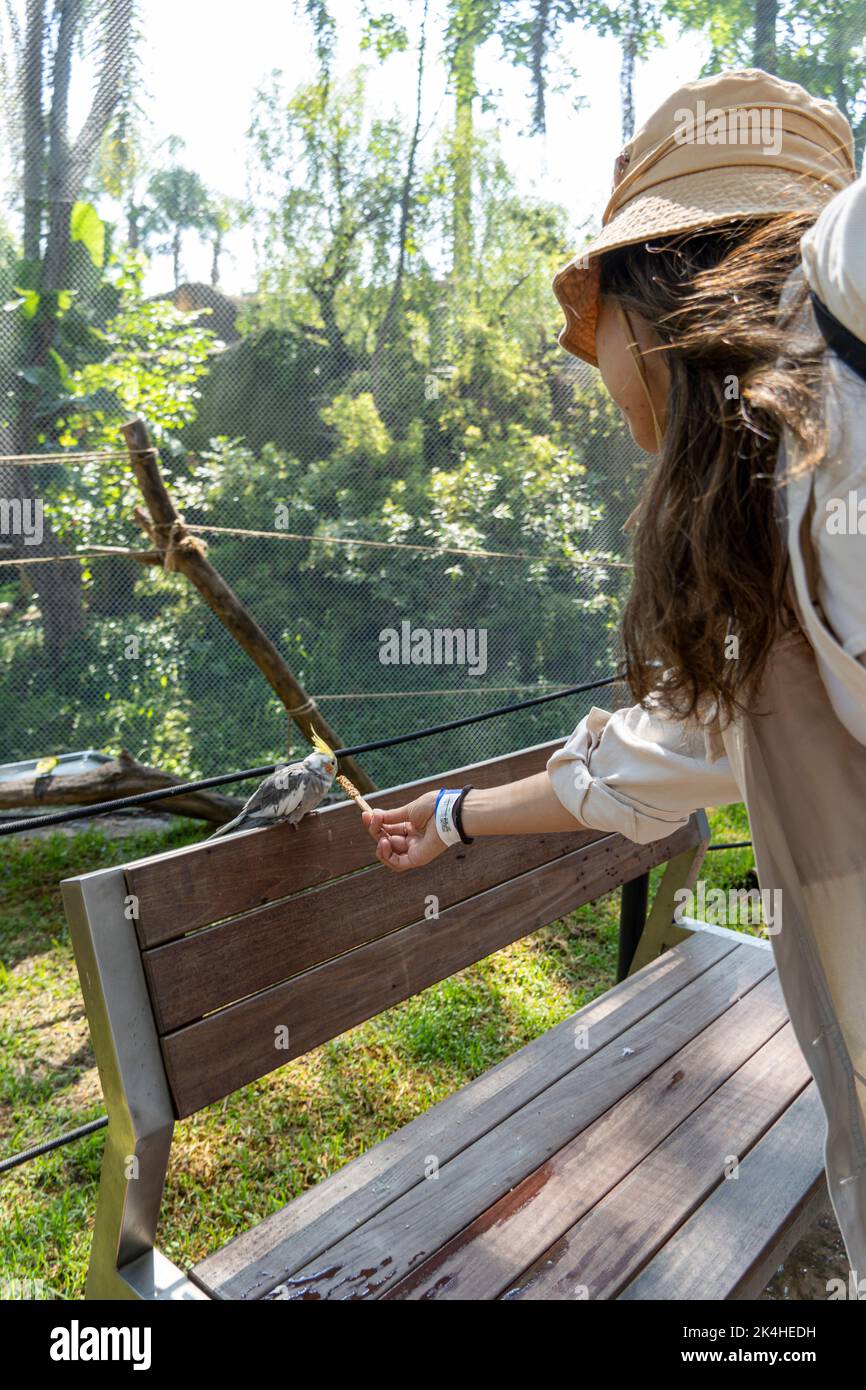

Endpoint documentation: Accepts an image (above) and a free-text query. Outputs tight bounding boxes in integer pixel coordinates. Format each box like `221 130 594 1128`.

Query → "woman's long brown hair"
600 213 828 726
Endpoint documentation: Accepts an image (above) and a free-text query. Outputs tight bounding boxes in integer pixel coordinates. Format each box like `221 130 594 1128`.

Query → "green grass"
0 803 756 1299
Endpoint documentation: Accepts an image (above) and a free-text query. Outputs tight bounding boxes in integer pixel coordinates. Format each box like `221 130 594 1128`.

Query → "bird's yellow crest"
311 731 335 758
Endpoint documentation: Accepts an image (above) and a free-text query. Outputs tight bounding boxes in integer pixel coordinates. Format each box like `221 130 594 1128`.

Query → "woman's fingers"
363 808 413 840
378 803 416 824
376 836 412 871
364 796 438 872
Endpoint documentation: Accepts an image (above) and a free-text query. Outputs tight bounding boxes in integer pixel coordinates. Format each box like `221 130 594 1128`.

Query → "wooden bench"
61 739 829 1300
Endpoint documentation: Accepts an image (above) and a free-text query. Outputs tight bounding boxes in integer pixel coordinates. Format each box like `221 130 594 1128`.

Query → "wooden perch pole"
0 750 243 824
121 417 376 794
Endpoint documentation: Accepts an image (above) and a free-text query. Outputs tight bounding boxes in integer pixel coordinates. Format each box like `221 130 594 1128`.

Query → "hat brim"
554 165 842 367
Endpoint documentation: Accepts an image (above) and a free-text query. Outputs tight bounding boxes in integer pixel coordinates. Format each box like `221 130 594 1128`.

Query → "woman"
363 69 866 1275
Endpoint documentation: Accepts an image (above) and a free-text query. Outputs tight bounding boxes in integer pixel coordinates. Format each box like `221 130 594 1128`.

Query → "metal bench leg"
617 872 649 982
625 811 711 977
62 867 208 1300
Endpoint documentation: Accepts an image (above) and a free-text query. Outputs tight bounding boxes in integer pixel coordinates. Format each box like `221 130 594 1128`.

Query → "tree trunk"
127 202 140 248
7 0 134 655
9 0 86 654
753 0 778 72
22 0 44 263
451 0 475 288
620 0 641 143
530 0 551 135
0 749 245 824
371 0 428 410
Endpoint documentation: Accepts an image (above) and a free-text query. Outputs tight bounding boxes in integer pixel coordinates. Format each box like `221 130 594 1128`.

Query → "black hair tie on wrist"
453 785 474 845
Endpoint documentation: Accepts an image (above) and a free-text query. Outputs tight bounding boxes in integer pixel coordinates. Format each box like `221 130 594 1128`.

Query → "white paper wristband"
434 788 463 846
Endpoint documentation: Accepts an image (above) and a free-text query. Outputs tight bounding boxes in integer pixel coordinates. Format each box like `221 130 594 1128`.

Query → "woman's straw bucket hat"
554 68 856 366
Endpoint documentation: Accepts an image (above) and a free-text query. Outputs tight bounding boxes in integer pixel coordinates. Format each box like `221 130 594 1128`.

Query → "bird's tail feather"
205 813 246 841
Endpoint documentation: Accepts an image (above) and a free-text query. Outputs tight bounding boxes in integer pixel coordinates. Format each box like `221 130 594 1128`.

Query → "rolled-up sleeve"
546 702 742 845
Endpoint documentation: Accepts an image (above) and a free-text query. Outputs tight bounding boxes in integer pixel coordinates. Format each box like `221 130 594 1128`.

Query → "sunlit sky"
5 1 708 296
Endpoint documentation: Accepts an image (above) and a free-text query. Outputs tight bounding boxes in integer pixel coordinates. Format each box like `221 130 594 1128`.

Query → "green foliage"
70 203 106 270
666 0 866 151
0 37 641 782
59 249 216 446
33 249 220 550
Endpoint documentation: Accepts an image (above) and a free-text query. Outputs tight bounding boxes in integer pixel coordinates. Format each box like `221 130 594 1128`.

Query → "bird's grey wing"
204 761 311 840
205 769 291 840
271 767 308 820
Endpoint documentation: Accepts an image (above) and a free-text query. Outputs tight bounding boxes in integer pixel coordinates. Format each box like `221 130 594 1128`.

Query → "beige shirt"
547 349 866 1275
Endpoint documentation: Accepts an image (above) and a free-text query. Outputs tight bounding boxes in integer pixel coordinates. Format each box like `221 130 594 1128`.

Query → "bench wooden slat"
126 742 567 946
145 826 611 1033
192 929 735 1299
144 818 701 1035
387 978 801 1298
617 1083 828 1301
161 818 705 1116
195 940 773 1299
260 951 778 1301
488 1024 810 1301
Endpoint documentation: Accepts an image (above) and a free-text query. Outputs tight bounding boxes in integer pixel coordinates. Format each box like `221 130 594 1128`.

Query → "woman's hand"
362 790 447 872
361 771 587 873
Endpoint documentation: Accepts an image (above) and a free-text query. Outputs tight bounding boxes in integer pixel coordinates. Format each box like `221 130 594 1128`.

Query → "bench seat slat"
193 931 737 1300
617 1083 828 1301
125 742 567 946
161 819 705 1117
485 1024 810 1301
192 937 772 1299
264 963 782 1302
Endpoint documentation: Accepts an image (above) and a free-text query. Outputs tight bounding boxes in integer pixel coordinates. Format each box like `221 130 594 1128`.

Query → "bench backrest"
61 739 708 1298
65 740 706 1120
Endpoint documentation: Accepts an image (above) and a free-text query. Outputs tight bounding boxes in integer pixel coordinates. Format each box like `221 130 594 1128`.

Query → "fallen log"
0 749 244 825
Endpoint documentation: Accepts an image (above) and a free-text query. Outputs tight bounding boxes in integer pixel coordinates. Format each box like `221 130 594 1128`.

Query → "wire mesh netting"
0 357 643 794
2 7 866 798
0 2 675 797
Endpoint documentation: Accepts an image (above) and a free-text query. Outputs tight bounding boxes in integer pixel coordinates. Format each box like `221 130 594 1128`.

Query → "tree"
370 1 429 399
95 94 154 251
0 0 136 654
203 195 248 288
247 67 410 375
666 0 866 153
445 0 499 285
142 158 213 289
498 0 666 148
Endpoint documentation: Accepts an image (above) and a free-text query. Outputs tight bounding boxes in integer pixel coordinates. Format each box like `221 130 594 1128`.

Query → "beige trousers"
725 628 866 1277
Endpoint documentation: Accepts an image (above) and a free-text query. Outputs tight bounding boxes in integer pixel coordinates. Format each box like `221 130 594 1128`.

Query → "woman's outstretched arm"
362 701 742 873
361 771 585 872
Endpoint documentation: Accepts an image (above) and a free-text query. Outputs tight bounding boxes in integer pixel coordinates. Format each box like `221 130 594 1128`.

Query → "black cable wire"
0 1116 107 1176
0 672 625 837
707 840 753 851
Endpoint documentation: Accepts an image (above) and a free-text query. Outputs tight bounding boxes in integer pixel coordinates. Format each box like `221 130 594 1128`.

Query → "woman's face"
595 297 670 453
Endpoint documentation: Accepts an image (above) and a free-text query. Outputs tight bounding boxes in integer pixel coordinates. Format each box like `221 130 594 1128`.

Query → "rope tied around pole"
158 519 208 572
287 696 317 717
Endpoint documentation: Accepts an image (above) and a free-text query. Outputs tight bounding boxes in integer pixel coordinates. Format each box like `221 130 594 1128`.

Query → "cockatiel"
206 732 338 840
